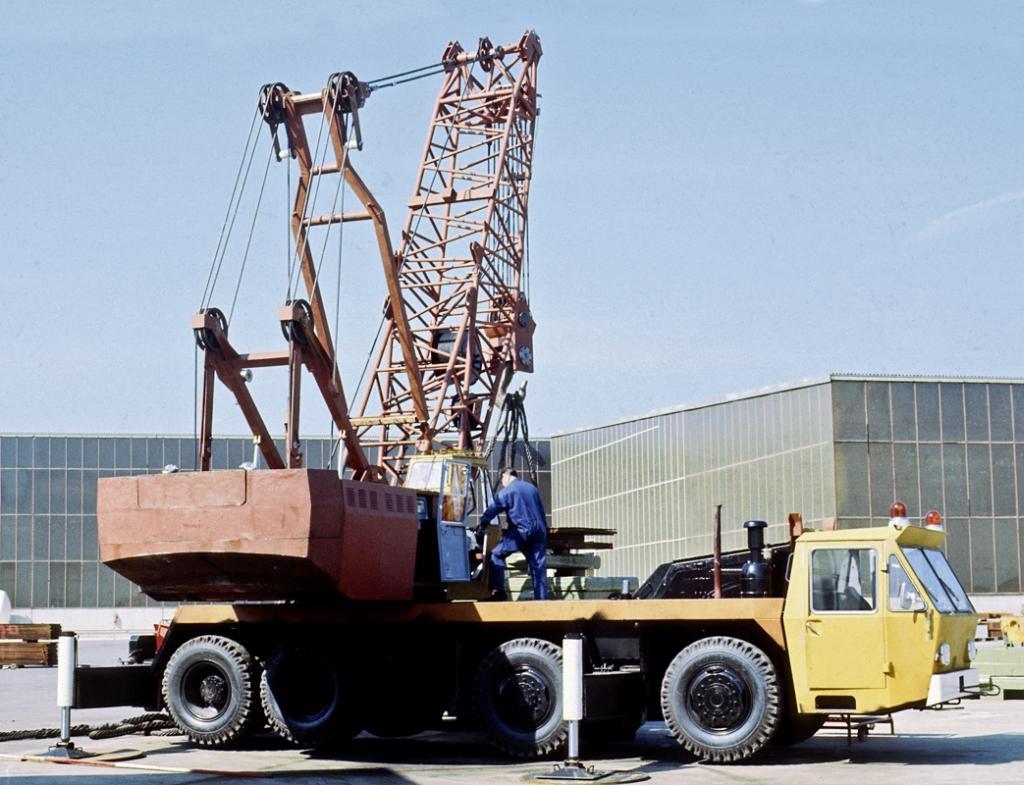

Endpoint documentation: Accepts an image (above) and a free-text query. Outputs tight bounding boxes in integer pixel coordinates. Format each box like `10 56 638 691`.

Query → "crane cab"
403 454 496 598
783 524 979 715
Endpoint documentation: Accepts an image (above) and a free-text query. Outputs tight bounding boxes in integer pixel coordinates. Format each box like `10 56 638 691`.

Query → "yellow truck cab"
783 523 979 715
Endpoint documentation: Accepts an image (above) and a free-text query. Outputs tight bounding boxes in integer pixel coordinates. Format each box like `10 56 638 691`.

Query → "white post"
563 633 584 761
56 632 77 743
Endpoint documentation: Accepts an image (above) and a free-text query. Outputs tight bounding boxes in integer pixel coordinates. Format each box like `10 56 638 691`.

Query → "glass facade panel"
989 384 1013 441
83 438 98 468
965 385 990 441
1014 385 1024 442
66 438 82 469
66 562 82 607
16 438 32 468
32 516 48 560
869 444 894 518
970 519 995 593
916 383 941 441
131 440 147 470
942 444 968 517
893 444 919 514
33 438 49 467
16 516 32 561
0 438 15 467
891 383 916 441
967 444 992 517
81 561 97 607
67 516 82 561
0 470 14 514
995 519 1021 593
919 444 943 513
835 442 870 517
866 383 891 442
940 384 965 442
49 518 65 561
146 439 163 470
0 518 14 560
49 439 65 468
833 382 866 442
32 562 49 606
992 445 1016 517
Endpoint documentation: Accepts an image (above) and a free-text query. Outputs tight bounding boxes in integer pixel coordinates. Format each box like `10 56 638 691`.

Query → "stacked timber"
508 575 639 601
507 526 636 600
0 623 60 667
977 613 1007 641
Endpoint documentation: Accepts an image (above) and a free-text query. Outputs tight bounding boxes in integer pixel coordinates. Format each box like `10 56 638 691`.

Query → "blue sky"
1 1 1023 439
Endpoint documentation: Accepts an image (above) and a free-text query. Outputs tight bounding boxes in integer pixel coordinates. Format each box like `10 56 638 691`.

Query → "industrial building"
553 374 1024 610
4 373 1022 625
0 433 551 628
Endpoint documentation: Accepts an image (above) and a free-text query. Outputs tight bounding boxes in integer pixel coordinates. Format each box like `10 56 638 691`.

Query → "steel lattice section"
353 32 542 482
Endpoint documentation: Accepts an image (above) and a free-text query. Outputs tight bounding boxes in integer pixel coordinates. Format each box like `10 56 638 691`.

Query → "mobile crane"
87 32 980 762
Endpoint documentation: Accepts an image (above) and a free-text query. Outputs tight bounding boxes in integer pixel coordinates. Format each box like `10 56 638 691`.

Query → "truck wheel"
260 645 359 747
660 636 780 763
474 638 567 757
161 635 261 746
770 713 824 746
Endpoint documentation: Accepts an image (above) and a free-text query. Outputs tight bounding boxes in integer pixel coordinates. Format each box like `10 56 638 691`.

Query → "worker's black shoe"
481 590 509 602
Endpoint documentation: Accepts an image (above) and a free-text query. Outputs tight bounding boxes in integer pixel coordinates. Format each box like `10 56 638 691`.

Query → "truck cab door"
802 546 886 690
436 460 472 582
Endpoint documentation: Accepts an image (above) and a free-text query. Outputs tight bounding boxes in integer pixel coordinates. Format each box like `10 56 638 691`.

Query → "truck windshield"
901 547 975 614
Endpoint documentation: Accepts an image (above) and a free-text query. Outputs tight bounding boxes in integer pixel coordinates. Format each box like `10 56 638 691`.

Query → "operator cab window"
811 548 877 612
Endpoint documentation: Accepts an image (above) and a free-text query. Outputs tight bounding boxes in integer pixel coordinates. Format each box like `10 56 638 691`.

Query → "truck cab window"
887 556 925 611
901 547 973 614
811 548 877 612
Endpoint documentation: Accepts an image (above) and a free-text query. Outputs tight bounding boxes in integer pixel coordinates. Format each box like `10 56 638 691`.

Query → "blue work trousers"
490 526 548 600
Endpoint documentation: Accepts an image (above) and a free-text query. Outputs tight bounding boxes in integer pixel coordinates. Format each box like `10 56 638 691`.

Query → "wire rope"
367 61 446 87
201 106 262 310
228 144 276 323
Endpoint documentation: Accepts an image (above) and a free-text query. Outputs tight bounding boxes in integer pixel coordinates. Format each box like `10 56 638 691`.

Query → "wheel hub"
181 663 232 721
687 665 749 731
199 674 228 707
497 667 551 727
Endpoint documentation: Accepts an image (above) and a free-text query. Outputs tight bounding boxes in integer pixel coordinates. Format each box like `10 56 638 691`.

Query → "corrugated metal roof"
551 372 1024 437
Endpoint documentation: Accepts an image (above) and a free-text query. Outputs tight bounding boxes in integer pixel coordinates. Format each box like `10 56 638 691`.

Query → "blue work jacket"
481 478 547 537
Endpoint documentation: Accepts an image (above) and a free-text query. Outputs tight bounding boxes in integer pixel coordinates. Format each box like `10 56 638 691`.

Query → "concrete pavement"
0 641 1021 784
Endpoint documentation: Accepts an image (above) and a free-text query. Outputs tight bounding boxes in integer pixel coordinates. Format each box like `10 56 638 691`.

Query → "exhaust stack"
741 519 770 597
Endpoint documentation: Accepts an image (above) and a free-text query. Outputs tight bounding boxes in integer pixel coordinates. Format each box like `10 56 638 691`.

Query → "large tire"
260 645 359 747
660 636 780 763
770 713 825 746
474 638 567 758
161 635 261 746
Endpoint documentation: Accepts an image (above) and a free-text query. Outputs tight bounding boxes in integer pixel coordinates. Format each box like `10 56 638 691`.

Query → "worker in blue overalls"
478 468 549 600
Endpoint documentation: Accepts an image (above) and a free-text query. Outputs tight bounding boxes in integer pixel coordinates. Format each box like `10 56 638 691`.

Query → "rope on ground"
0 713 181 743
0 725 90 742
